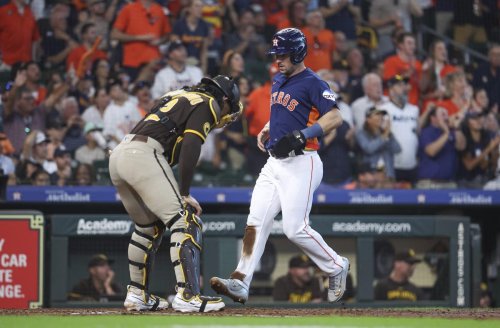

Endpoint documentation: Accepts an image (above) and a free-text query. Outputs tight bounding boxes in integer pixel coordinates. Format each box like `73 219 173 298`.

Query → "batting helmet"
201 75 243 128
268 28 307 65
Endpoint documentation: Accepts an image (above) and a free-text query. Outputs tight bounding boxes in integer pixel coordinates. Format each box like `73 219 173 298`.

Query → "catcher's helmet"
201 75 243 128
268 28 307 65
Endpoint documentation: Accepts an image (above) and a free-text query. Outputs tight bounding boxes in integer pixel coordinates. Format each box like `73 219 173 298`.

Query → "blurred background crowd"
0 0 499 190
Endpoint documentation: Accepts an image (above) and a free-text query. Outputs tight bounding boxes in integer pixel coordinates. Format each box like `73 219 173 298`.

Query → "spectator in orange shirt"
67 23 107 75
420 40 457 108
277 0 307 30
244 64 278 176
77 0 119 51
302 9 335 72
0 0 40 70
111 0 171 82
265 0 289 29
383 32 422 106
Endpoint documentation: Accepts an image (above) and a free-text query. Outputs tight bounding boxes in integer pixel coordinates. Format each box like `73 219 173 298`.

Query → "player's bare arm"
317 108 343 135
257 122 270 152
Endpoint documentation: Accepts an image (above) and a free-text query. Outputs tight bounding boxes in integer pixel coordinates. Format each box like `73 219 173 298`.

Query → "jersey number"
144 93 203 122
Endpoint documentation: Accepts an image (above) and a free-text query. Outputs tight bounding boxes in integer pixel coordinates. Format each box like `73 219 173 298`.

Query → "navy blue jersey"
267 68 338 150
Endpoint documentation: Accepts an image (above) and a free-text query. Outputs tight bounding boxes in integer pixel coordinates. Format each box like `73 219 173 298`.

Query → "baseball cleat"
209 277 248 304
328 257 350 302
171 293 225 313
123 285 169 311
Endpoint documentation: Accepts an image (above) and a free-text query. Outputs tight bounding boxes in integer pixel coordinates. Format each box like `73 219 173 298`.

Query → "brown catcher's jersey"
130 90 221 165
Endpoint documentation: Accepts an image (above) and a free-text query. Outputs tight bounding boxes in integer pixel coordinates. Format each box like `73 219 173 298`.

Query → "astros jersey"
267 68 338 150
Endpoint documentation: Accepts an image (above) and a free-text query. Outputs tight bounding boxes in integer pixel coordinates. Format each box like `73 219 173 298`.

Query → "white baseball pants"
234 151 344 287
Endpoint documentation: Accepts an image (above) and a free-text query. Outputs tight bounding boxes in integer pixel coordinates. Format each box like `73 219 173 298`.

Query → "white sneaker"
328 257 350 302
209 277 249 304
171 293 225 313
123 285 169 311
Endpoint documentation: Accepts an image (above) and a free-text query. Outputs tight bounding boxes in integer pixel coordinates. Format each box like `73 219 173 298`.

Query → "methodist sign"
0 211 44 309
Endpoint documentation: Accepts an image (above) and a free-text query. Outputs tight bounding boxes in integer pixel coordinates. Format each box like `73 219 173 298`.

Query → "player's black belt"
268 148 304 159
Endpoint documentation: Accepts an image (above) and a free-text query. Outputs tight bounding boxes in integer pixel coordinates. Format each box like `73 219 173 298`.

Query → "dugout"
47 214 479 307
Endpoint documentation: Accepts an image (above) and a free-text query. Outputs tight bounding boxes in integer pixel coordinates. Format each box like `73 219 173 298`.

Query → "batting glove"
271 130 306 158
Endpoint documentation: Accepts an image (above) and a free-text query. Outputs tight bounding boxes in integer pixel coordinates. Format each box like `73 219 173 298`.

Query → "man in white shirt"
103 81 141 147
82 87 110 127
351 73 389 129
151 41 203 100
379 74 419 184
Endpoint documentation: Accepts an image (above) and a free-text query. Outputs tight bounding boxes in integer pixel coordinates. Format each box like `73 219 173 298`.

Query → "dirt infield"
1 307 500 319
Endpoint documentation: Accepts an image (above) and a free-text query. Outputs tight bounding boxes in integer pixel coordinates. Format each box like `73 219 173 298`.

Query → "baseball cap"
53 146 70 158
88 253 114 268
83 122 103 135
386 74 410 87
289 255 312 269
394 249 422 264
365 106 387 117
167 40 185 54
250 4 264 14
35 132 50 145
333 59 350 71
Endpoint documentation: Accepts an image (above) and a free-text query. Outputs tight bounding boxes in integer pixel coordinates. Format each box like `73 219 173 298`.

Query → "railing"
417 24 489 64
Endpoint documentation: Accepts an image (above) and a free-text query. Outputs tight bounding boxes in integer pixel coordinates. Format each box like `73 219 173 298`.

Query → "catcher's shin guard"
128 220 165 299
169 207 203 299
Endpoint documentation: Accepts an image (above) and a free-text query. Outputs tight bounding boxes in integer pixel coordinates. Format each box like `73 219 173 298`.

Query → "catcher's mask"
201 75 243 128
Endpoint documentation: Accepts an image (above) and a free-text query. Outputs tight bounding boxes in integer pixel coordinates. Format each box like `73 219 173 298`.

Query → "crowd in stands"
0 0 499 190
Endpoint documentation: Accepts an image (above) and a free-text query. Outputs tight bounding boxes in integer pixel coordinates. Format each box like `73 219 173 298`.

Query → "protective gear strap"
129 281 145 290
128 221 165 294
199 299 208 312
129 259 146 269
134 228 154 241
166 212 183 230
150 296 160 311
130 239 149 252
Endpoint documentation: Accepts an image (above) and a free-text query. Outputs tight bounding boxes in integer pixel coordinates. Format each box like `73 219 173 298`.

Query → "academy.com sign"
77 218 133 235
332 220 412 234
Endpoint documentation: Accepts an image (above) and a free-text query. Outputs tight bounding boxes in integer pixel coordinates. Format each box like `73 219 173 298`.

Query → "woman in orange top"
434 71 471 117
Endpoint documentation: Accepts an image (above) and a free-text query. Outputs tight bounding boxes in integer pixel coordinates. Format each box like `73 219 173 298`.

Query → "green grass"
0 315 499 328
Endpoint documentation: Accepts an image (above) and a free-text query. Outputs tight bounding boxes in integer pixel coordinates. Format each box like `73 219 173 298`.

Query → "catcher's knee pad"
128 220 165 292
169 207 203 299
